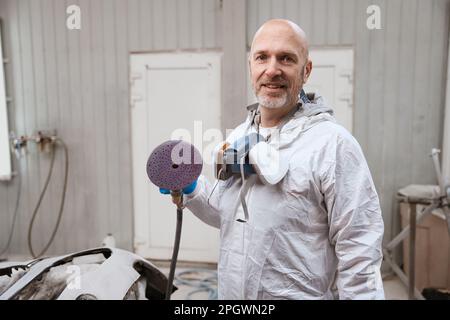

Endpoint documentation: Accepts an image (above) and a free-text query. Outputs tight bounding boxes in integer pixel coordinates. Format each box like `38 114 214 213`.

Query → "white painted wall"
0 0 223 255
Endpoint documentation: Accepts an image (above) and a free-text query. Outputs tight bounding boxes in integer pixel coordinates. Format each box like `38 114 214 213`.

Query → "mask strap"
207 168 222 206
236 159 258 223
237 158 249 222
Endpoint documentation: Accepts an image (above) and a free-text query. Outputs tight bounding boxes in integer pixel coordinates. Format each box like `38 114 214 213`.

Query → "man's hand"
158 179 198 195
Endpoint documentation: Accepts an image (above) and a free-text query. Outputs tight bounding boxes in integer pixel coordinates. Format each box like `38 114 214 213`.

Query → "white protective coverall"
184 94 385 300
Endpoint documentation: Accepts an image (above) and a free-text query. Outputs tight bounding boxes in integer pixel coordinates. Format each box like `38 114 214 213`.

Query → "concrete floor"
157 262 216 300
382 275 409 300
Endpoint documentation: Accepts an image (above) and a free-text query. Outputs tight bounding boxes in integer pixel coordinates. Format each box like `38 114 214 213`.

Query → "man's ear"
303 59 312 83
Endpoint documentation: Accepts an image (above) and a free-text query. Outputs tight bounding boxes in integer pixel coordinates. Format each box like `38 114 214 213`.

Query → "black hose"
165 206 183 300
0 166 22 258
27 138 69 259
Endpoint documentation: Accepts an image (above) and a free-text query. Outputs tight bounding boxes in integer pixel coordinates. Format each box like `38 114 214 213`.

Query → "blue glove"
159 188 171 195
182 180 198 194
159 180 198 195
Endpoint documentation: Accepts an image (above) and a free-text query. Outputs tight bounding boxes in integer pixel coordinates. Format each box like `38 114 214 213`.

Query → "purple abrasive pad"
146 140 203 190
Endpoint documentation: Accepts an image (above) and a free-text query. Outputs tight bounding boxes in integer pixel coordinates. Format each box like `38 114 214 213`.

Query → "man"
183 19 385 300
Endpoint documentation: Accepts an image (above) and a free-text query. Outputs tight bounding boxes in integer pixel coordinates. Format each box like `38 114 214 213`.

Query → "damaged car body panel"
0 247 176 300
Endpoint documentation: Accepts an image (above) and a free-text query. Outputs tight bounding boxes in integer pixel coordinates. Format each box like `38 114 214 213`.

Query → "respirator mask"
210 98 305 223
214 90 311 187
214 131 288 186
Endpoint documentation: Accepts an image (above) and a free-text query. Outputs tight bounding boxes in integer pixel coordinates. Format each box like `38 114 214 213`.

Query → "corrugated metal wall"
247 0 450 244
0 0 222 256
0 0 449 256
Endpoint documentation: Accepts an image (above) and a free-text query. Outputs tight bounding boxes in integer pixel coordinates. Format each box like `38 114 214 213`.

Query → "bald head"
250 19 309 60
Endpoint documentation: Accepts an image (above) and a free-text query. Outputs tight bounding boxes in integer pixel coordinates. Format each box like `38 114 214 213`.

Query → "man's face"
249 25 310 109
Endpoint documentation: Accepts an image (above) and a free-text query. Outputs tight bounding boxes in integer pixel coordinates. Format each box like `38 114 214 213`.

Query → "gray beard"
256 93 288 109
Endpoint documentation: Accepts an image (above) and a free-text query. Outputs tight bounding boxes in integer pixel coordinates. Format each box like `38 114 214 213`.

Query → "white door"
130 52 221 262
247 48 354 132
